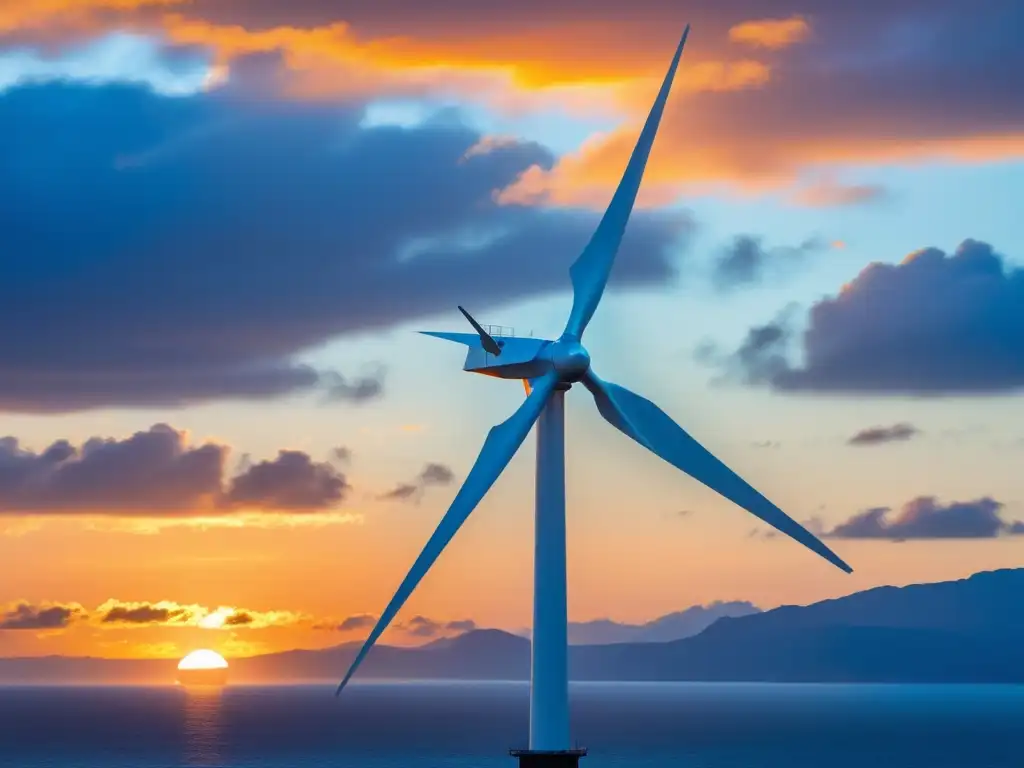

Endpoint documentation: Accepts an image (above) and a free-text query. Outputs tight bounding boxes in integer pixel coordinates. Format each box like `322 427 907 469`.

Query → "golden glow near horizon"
177 649 229 670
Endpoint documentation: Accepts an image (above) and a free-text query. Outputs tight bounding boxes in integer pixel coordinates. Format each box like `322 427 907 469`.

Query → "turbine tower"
335 24 852 767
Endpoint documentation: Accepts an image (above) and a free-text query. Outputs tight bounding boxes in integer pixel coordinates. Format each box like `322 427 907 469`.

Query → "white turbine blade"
561 24 690 341
582 370 852 573
335 370 561 695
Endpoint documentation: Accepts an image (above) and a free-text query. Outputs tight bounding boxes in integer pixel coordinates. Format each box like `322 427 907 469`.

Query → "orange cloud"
728 16 811 50
0 0 182 33
5 3 1023 199
154 13 774 114
498 119 1024 210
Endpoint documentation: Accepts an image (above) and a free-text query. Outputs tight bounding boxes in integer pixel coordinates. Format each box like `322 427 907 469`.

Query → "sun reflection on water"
182 686 225 767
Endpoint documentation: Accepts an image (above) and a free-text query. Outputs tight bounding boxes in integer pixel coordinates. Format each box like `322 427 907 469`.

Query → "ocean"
0 681 1021 768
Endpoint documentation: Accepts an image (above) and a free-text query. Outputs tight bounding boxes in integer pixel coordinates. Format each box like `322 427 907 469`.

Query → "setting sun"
177 649 229 687
178 649 228 671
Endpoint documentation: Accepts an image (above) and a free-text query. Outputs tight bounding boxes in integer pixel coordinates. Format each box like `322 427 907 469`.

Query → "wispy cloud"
379 462 456 503
847 423 920 446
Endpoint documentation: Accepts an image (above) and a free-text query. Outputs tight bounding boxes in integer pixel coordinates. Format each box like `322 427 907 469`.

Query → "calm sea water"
0 681 1021 768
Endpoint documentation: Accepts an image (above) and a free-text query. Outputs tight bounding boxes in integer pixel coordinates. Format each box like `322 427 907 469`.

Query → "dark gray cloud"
0 424 224 512
224 611 255 626
396 615 476 638
224 450 349 511
402 616 442 637
703 306 798 385
419 463 456 486
712 235 825 291
847 423 920 446
0 424 348 514
715 240 1024 395
379 462 457 503
0 80 688 414
331 446 353 463
826 497 1024 540
379 483 419 502
101 604 191 624
336 614 376 632
0 603 82 630
322 370 386 404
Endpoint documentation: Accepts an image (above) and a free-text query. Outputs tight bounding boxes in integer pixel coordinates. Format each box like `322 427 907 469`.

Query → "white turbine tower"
336 24 852 766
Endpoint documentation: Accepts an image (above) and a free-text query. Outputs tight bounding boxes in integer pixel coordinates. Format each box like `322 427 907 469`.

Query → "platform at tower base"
509 748 587 768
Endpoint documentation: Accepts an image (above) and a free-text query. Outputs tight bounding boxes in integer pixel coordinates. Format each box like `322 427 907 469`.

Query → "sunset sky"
1 0 1023 662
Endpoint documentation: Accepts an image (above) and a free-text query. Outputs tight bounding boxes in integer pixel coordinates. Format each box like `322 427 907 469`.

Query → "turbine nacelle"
420 332 591 384
419 330 552 380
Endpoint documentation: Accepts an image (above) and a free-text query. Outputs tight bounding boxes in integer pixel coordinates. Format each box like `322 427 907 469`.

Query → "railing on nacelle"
481 325 513 366
479 325 535 365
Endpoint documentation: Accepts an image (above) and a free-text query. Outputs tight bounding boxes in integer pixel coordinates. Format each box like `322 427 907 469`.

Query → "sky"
1 0 1023 663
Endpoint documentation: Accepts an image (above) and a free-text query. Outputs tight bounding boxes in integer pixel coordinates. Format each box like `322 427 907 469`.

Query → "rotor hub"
546 339 591 382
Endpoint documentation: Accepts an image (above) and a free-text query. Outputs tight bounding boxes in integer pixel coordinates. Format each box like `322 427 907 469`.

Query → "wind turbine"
335 24 852 765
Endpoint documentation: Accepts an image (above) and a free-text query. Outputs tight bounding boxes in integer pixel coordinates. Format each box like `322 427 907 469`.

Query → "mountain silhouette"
564 601 761 644
2 569 1021 684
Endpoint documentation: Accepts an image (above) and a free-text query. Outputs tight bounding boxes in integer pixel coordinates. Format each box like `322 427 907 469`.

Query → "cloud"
826 497 1024 540
728 16 811 50
321 369 386 404
0 0 183 35
790 177 889 208
379 483 418 502
491 2 1024 202
0 602 84 630
699 305 799 385
143 12 772 103
848 423 920 446
0 80 687 413
716 240 1024 395
224 450 349 511
711 235 827 291
7 2 1022 209
379 462 456 503
336 613 376 631
395 615 475 638
95 599 306 628
101 603 191 624
400 616 441 637
0 423 349 515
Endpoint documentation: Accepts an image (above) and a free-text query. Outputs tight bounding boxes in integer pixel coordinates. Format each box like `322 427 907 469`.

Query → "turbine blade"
335 370 561 695
419 331 481 347
582 370 852 574
562 25 689 341
458 305 502 356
